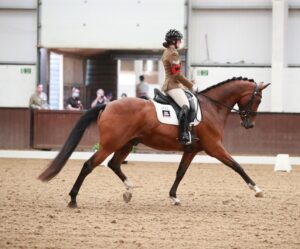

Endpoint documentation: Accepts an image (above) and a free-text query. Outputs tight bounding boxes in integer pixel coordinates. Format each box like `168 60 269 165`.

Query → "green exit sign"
197 69 208 76
20 68 31 74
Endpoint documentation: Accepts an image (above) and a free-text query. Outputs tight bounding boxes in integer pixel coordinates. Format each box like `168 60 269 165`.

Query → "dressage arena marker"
274 154 292 172
1 150 300 166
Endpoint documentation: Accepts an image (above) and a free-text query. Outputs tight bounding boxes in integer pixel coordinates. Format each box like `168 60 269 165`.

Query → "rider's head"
163 29 183 49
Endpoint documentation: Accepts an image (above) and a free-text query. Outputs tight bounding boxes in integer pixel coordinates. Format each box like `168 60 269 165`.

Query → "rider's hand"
192 84 199 92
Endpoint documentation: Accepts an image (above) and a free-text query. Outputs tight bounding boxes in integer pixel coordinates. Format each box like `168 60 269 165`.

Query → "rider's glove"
192 84 199 93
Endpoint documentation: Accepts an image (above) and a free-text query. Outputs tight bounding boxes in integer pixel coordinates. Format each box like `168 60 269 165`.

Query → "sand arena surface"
0 158 299 249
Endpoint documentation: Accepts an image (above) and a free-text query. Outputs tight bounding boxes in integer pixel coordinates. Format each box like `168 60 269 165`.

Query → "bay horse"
38 77 270 207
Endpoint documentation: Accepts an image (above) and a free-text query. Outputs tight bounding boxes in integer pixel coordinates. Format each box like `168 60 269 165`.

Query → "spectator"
120 93 127 98
106 92 113 102
29 84 50 109
136 75 149 98
66 87 83 110
91 89 108 108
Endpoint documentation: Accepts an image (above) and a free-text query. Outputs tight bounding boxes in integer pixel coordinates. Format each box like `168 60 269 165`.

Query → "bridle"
238 82 261 119
197 82 261 119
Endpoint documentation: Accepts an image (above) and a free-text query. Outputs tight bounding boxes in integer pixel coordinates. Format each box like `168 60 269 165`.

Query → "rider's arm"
169 50 194 89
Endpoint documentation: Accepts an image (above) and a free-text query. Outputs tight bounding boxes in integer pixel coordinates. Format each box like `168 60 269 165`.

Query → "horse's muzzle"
241 120 254 129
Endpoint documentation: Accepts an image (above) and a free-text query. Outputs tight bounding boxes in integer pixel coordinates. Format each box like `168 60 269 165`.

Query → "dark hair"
139 75 144 81
163 41 172 48
163 29 183 48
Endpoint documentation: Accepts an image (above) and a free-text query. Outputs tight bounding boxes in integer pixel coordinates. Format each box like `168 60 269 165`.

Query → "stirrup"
178 132 192 145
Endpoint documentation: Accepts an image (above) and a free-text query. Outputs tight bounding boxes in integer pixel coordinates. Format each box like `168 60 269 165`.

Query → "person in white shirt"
136 75 149 99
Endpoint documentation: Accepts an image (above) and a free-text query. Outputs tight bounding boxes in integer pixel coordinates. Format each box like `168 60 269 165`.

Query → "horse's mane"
200 76 255 93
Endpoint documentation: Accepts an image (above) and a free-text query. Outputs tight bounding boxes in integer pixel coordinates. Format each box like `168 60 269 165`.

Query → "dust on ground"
0 158 299 249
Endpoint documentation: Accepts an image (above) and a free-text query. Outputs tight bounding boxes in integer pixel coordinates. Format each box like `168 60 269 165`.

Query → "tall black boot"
178 105 191 145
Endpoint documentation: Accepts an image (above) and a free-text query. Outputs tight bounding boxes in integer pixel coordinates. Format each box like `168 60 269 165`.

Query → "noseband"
198 82 261 119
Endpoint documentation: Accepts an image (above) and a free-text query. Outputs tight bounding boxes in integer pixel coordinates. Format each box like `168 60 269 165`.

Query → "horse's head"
237 82 270 129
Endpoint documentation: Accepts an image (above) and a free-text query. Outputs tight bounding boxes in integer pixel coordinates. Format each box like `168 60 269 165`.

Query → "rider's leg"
167 88 191 144
178 105 190 143
167 88 190 108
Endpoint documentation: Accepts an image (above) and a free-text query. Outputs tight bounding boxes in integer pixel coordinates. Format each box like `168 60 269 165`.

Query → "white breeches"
166 88 190 109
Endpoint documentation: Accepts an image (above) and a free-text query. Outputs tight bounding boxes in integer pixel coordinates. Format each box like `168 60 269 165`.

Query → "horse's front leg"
207 143 263 197
169 151 197 205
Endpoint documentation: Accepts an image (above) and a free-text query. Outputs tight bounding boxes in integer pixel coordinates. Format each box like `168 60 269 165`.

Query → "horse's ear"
259 82 271 90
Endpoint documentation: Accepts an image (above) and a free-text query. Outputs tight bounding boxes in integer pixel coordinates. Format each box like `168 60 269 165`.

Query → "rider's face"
176 40 184 50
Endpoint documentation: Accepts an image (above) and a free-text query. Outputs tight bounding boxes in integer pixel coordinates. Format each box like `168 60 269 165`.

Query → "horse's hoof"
123 191 132 203
68 201 78 208
170 197 181 206
249 184 263 198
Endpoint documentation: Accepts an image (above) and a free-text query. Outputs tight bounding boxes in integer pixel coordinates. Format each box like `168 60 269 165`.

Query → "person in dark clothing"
66 87 83 110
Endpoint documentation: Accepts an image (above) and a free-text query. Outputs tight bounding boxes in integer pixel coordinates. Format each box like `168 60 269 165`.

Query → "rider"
161 29 198 145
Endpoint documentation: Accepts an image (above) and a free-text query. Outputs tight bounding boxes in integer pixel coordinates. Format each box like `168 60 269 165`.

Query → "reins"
196 82 260 118
197 93 240 113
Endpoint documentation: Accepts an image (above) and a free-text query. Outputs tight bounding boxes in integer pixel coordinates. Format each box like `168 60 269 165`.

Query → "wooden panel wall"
223 113 300 156
63 55 85 86
63 55 86 108
33 110 98 150
0 108 31 149
1 108 299 155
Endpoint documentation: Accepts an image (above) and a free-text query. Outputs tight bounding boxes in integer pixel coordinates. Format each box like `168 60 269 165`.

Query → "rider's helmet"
163 29 183 48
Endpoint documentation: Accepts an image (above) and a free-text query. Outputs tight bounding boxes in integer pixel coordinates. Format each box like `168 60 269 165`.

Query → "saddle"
153 88 197 123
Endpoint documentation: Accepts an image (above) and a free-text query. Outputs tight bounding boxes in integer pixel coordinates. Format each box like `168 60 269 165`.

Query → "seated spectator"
66 87 83 110
106 92 113 102
120 93 127 98
29 84 50 109
91 89 108 108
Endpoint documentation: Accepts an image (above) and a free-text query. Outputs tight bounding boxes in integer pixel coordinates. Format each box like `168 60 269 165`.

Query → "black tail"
38 105 106 182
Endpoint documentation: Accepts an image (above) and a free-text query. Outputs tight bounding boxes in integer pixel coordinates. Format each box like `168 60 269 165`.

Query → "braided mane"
200 76 255 93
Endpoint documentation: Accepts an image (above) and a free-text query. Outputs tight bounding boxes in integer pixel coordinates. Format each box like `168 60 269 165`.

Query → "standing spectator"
91 89 108 108
136 75 149 98
66 87 83 110
29 84 50 109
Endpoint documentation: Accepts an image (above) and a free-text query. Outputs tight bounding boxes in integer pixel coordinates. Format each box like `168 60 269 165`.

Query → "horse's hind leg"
207 145 263 197
107 142 134 203
68 149 111 208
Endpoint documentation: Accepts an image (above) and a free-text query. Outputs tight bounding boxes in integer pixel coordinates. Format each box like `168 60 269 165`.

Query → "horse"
38 77 270 207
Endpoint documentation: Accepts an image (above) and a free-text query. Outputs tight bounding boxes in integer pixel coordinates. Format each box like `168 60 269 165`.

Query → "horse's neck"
212 82 244 108
205 81 246 118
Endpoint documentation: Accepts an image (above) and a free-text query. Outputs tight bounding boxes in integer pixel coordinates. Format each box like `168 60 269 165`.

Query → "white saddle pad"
151 98 202 126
